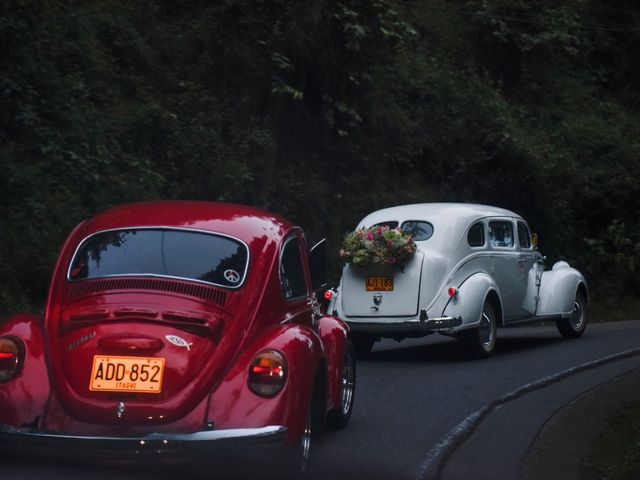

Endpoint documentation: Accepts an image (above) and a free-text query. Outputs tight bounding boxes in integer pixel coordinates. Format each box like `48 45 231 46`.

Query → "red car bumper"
0 423 287 462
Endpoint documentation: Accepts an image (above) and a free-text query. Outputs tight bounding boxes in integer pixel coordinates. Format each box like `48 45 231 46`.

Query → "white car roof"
357 203 521 228
356 203 523 251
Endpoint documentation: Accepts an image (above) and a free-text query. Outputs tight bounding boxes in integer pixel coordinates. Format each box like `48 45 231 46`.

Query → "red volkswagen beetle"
0 201 355 472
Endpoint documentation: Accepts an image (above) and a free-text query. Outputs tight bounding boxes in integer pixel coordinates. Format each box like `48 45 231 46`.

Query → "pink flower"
386 256 397 264
387 240 394 248
377 226 383 235
365 231 374 241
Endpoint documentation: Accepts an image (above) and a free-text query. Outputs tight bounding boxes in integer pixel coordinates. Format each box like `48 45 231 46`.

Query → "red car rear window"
68 228 249 289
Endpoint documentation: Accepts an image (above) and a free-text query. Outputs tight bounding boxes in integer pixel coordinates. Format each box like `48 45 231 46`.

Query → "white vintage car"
329 203 588 357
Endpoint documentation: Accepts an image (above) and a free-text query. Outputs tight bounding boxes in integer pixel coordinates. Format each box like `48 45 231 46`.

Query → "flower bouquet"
340 225 416 267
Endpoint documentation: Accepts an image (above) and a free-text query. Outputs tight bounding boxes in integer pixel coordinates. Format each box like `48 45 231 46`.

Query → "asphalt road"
3 320 640 479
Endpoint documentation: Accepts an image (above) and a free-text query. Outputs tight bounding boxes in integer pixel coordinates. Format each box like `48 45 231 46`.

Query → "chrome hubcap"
340 354 355 415
479 310 494 348
571 301 584 330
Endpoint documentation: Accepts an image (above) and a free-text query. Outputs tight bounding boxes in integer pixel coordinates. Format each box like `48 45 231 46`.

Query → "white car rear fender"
537 262 587 316
441 272 502 330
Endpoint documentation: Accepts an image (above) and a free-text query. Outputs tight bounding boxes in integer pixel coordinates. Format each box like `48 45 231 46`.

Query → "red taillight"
324 290 333 300
448 287 458 297
248 350 287 397
0 337 24 382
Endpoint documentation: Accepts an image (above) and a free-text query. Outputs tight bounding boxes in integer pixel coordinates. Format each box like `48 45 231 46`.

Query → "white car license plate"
365 276 393 291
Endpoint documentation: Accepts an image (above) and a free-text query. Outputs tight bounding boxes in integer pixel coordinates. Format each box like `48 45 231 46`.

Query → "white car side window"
489 221 514 247
517 222 532 249
467 222 485 247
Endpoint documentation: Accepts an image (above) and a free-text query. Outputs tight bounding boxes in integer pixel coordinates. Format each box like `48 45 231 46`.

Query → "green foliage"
584 220 640 296
1 0 639 317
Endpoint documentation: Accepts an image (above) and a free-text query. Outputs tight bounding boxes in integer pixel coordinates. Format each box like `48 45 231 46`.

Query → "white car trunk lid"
341 252 424 317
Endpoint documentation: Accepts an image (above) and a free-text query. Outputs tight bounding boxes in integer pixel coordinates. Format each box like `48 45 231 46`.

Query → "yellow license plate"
89 356 165 394
365 276 393 291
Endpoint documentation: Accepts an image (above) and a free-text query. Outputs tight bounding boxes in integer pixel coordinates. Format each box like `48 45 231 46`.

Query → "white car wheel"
462 301 497 358
557 291 588 339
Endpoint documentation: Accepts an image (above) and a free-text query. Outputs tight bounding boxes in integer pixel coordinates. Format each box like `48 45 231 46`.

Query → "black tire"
328 340 356 429
288 405 312 474
290 373 324 474
461 300 497 358
351 333 374 358
300 406 312 472
278 404 312 477
557 290 588 339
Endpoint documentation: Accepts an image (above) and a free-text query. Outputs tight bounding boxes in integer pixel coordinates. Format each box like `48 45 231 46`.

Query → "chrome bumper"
0 423 287 460
425 315 463 329
347 315 462 334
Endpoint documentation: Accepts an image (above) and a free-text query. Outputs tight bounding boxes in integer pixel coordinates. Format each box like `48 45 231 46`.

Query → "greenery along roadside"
1 1 639 317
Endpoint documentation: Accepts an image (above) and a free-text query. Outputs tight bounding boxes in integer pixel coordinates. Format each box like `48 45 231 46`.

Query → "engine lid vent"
66 277 227 308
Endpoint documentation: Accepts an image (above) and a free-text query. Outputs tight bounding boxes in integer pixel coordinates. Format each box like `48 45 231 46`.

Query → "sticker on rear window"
224 269 240 284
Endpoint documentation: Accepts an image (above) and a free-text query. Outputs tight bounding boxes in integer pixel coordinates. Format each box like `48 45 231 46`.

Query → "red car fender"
0 313 50 426
206 324 323 443
318 315 349 413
